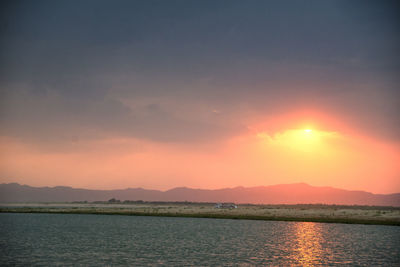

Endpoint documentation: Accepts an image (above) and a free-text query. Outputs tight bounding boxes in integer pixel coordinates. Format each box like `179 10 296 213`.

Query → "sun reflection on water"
293 222 323 266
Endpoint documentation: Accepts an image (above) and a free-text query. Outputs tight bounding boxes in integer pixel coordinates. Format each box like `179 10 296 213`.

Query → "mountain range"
0 183 399 206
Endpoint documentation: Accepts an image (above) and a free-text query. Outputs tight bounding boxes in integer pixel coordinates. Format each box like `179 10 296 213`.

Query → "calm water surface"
1 213 399 266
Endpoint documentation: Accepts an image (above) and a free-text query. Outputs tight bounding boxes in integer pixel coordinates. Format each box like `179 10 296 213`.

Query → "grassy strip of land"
1 203 399 226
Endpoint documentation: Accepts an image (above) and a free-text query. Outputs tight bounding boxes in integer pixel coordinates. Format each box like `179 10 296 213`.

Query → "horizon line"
2 182 399 195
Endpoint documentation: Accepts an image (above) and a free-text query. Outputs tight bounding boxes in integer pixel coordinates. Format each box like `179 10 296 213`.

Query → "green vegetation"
1 203 399 226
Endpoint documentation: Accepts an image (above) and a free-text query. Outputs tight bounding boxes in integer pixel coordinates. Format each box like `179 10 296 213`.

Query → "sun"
257 126 339 153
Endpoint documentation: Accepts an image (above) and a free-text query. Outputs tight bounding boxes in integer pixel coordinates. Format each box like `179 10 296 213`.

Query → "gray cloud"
0 85 245 147
0 0 399 147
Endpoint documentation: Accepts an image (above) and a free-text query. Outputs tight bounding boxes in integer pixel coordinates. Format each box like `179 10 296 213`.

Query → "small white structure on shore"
215 203 237 209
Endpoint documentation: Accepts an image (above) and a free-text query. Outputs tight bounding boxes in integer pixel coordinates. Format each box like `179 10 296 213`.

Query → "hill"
0 183 399 206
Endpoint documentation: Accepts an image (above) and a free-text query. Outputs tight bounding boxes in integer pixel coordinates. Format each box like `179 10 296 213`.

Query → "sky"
0 0 399 193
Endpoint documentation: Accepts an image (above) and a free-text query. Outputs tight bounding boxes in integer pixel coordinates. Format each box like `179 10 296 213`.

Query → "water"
1 213 399 266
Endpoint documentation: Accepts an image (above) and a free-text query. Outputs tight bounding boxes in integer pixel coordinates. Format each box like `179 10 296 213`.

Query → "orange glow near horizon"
1 1 399 204
0 111 399 194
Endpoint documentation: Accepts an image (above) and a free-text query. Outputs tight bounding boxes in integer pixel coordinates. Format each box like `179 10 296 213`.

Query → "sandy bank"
1 203 399 226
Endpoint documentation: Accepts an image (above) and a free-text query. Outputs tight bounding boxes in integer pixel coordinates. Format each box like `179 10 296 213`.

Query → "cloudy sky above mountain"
1 0 399 193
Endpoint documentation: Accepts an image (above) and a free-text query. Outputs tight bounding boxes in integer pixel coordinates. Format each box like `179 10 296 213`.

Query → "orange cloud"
1 111 399 194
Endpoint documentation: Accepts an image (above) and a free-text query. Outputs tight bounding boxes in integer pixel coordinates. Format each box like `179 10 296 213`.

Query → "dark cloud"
0 86 244 146
0 0 399 146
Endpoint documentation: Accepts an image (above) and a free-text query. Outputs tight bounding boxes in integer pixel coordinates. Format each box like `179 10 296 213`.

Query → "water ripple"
1 213 399 266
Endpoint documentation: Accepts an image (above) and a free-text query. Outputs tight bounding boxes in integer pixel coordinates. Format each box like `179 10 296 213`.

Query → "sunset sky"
1 0 399 193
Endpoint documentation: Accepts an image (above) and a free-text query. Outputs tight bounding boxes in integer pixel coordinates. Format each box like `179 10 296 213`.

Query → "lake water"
1 213 399 266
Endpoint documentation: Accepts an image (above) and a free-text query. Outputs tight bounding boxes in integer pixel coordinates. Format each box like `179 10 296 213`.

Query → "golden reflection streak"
293 222 323 266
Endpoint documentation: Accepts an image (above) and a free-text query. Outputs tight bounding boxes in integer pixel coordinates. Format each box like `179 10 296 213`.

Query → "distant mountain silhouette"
1 183 399 206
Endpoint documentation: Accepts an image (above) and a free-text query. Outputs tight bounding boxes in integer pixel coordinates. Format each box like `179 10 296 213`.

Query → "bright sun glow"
257 127 338 153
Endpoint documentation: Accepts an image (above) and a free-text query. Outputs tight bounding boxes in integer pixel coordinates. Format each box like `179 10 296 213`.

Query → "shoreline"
1 203 400 226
